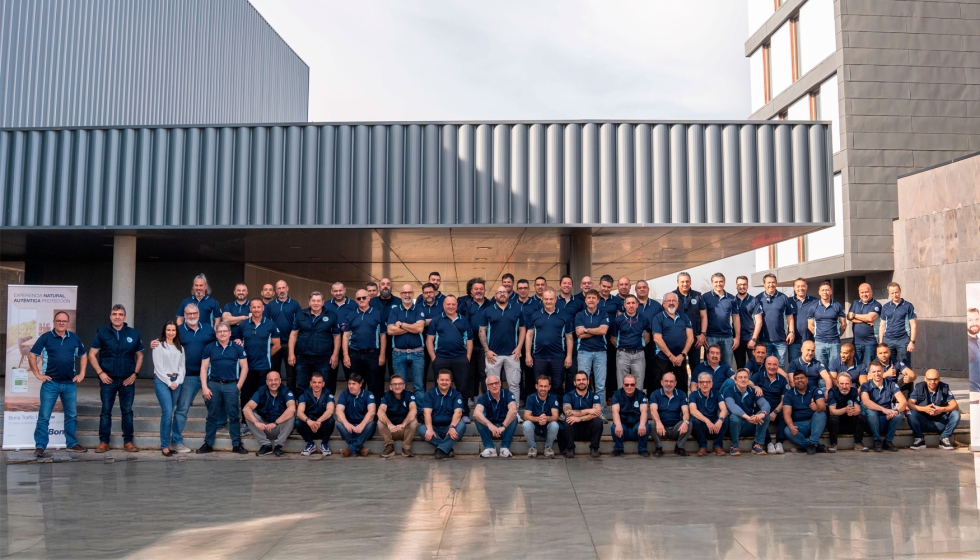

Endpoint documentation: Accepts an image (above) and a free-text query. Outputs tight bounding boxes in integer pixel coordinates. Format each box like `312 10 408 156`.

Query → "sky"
248 1 751 123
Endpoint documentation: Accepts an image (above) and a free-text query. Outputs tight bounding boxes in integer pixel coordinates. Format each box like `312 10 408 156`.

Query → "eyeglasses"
487 381 501 386
54 319 69 323
390 381 405 386
355 296 368 301
400 291 413 295
623 383 635 387
184 312 199 316
698 380 711 384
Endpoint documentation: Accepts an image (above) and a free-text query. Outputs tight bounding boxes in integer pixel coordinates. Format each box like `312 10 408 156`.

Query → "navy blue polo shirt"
649 388 688 425
264 297 302 343
30 330 85 382
575 309 610 353
722 384 767 417
176 295 222 325
756 290 795 343
528 309 572 359
750 371 788 409
597 296 619 322
909 381 955 409
423 387 463 426
563 389 601 412
344 307 384 350
827 357 863 382
702 291 738 337
787 357 828 389
638 298 665 323
860 379 901 408
672 289 706 334
337 389 376 423
691 360 736 389
611 387 648 425
418 298 444 324
223 300 250 340
203 340 247 381
240 317 280 370
458 296 492 324
827 386 860 410
387 303 427 349
881 299 916 340
609 293 631 314
326 298 357 329
612 313 648 350
91 324 144 378
808 300 846 343
477 389 516 424
870 358 909 379
791 295 818 344
428 313 472 360
369 296 396 323
746 357 767 377
178 323 215 374
250 385 294 420
525 392 560 417
849 299 882 346
784 385 825 422
380 390 416 424
479 303 525 355
515 297 539 324
689 388 724 421
298 388 334 418
650 311 693 356
416 291 446 310
735 294 762 342
556 294 583 319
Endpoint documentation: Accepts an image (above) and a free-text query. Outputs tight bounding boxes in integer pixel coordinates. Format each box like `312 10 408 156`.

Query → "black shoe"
638 450 651 458
654 447 664 457
612 449 624 457
231 445 248 455
883 440 899 452
675 447 688 457
273 445 284 457
196 444 214 454
256 445 273 457
434 449 447 460
448 449 456 458
873 440 883 453
807 443 816 455
590 448 600 458
816 444 827 453
34 448 45 458
797 446 808 453
565 449 575 459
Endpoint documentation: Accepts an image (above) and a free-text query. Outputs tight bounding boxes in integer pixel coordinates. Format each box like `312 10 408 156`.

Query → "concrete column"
569 231 593 283
112 235 137 326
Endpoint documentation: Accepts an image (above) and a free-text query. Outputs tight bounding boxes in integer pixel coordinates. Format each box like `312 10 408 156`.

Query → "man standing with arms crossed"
264 280 301 392
847 283 881 366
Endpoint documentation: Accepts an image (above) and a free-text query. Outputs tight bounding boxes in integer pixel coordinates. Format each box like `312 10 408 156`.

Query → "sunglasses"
623 383 636 387
356 296 368 301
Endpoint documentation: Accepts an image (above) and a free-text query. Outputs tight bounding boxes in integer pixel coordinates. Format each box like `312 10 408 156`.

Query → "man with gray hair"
166 302 216 453
197 321 249 454
650 292 694 391
176 273 222 328
89 304 144 453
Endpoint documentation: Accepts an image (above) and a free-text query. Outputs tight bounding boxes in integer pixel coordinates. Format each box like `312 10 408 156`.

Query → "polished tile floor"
2 449 980 559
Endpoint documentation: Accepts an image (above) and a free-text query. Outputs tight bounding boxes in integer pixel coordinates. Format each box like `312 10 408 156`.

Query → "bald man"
388 284 427 402
848 283 881 366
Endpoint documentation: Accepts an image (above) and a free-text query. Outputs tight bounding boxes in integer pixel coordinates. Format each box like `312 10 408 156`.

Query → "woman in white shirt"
153 321 185 456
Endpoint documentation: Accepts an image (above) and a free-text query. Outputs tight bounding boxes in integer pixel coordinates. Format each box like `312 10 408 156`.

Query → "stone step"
76 405 208 418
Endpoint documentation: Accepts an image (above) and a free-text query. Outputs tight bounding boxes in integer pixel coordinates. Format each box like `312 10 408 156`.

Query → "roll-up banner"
3 285 78 450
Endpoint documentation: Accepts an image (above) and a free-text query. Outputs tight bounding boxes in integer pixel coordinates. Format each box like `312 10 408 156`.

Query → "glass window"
815 73 840 152
750 48 767 112
756 247 771 271
786 94 811 120
747 0 775 35
776 238 799 267
805 173 844 260
769 21 793 99
798 0 836 77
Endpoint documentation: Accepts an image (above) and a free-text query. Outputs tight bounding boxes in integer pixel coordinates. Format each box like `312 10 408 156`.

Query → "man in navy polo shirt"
515 279 539 400
416 272 446 309
826 372 867 453
751 356 789 454
787 341 832 391
176 274 222 328
197 322 248 455
689 372 728 456
575 290 611 417
295 372 335 456
613 295 650 390
649 372 691 456
847 283 881 366
828 343 865 387
733 276 761 369
327 282 357 325
635 280 664 394
335 373 377 457
419 369 466 459
170 302 216 453
745 344 770 377
522 375 561 458
264 280 302 392
29 311 89 456
221 283 251 342
783 371 828 454
460 278 491 404
723 368 771 456
240 299 281 431
807 281 847 368
526 290 574 397
691 345 736 395
243 370 295 457
869 343 917 398
388 284 427 403
672 272 708 367
562 371 604 458
427 295 474 422
89 304 144 453
290 291 342 394
752 274 795 370
880 282 918 367
260 283 275 305
608 276 632 314
501 273 516 301
343 289 387 400
650 292 694 391
597 275 620 401
474 374 518 458
556 275 583 319
860 362 908 452
377 373 418 458
610 373 650 457
789 278 816 364
480 286 526 404
702 273 740 369
369 277 396 324
907 369 959 451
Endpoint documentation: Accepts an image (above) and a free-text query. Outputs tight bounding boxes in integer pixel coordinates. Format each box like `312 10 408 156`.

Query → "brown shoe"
68 444 87 453
402 447 414 457
123 442 138 452
713 447 726 456
359 447 371 457
95 443 110 453
341 448 352 457
697 448 707 456
380 444 395 458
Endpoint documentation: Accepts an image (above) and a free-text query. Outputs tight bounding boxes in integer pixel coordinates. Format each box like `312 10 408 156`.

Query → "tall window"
750 48 768 112
815 74 840 153
769 21 793 98
804 173 845 261
798 0 836 77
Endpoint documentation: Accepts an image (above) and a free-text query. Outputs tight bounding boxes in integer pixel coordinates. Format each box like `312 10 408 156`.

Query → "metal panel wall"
0 121 834 228
0 0 308 127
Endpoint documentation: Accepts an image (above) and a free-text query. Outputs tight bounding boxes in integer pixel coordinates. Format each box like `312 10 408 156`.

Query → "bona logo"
323 317 329 322
48 429 64 435
126 337 133 343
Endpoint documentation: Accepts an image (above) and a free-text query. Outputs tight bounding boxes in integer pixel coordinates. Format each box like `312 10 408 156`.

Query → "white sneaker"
774 443 785 454
319 443 331 456
480 447 498 458
543 446 555 458
172 444 192 453
766 443 776 454
527 447 538 458
500 448 513 458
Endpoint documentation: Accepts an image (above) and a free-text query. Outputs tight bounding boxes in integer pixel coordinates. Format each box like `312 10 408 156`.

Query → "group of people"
26 268 960 459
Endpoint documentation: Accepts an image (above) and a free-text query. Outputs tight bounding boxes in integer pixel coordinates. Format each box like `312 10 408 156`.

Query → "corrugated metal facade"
0 0 308 128
0 121 833 228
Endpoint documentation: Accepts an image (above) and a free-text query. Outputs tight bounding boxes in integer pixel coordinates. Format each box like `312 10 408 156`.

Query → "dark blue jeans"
295 354 333 393
34 380 78 449
884 337 912 367
533 356 566 396
296 416 336 445
337 420 376 453
476 421 517 449
854 344 877 367
100 377 135 444
205 381 241 447
864 408 904 442
907 409 960 439
611 421 650 452
692 416 729 449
